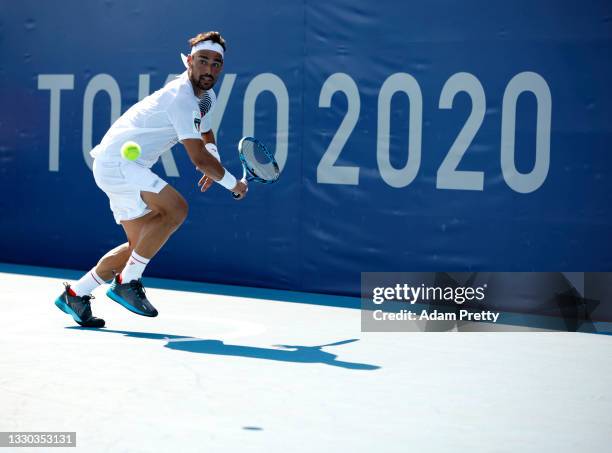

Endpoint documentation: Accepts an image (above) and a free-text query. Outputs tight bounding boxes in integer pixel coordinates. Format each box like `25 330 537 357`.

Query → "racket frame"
237 136 280 184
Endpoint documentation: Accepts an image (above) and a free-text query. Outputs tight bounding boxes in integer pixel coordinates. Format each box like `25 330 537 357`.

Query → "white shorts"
92 159 168 224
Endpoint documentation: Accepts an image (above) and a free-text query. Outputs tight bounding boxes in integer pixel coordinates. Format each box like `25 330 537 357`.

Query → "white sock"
120 251 150 283
72 268 105 297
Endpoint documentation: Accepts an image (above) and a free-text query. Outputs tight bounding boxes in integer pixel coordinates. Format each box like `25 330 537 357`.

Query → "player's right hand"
198 173 214 192
231 179 248 200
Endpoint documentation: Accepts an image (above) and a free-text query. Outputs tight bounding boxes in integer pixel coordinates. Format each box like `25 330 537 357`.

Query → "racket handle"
232 174 249 198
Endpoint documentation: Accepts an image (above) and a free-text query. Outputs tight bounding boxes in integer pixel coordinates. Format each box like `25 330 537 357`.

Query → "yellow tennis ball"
121 141 141 161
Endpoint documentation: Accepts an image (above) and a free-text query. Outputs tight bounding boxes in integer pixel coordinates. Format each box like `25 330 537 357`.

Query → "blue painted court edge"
2 262 611 335
0 262 361 309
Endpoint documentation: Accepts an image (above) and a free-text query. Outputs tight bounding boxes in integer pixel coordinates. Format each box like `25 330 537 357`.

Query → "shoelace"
129 280 147 300
63 282 95 305
79 295 95 317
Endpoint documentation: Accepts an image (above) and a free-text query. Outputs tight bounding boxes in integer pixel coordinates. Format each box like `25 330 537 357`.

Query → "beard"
196 75 214 90
189 70 215 92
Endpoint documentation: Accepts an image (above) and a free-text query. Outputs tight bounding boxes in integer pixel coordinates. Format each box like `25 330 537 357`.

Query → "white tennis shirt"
90 71 216 168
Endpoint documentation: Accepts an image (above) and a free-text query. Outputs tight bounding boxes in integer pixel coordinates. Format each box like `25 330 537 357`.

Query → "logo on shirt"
193 110 201 133
199 92 213 116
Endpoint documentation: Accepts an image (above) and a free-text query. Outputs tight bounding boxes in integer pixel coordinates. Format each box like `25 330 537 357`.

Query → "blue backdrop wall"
1 0 611 297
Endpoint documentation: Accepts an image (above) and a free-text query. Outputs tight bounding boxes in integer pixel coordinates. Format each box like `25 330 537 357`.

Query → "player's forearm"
182 138 223 179
182 138 235 188
194 153 224 180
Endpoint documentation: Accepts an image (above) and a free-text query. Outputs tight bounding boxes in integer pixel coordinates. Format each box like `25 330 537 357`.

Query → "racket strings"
241 141 278 181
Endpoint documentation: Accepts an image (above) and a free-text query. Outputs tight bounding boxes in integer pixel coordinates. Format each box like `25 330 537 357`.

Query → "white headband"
180 40 224 68
191 40 224 57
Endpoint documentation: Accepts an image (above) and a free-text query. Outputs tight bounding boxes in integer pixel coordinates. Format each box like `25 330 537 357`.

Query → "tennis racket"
232 136 280 198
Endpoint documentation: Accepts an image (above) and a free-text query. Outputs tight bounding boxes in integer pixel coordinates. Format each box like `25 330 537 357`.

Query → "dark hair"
189 31 227 52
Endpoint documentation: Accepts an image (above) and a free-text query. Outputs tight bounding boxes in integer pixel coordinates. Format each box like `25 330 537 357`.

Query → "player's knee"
179 202 189 225
175 200 189 226
163 198 188 228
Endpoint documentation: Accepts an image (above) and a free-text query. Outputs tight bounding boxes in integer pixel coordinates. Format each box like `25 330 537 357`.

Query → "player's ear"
187 54 193 67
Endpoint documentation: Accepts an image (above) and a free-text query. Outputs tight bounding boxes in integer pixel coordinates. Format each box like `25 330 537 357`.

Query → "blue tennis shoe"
54 283 105 328
106 276 158 317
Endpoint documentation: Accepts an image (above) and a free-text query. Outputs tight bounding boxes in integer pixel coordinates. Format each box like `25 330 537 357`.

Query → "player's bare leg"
133 186 189 258
93 243 131 281
92 208 162 281
53 209 156 327
106 185 188 317
94 186 187 279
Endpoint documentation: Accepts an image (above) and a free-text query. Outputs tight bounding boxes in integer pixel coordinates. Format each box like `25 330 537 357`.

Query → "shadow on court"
66 327 380 370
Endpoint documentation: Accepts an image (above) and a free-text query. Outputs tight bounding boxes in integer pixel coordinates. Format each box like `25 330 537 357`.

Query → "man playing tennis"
54 31 246 327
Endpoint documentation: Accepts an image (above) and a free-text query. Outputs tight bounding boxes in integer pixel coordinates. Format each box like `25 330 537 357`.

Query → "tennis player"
54 31 246 327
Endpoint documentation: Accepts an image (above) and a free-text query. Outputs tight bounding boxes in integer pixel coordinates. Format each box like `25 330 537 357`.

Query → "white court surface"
1 269 612 453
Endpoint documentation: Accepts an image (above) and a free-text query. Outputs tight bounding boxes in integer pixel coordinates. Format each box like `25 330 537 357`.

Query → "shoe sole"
76 319 105 328
106 289 158 317
55 297 83 323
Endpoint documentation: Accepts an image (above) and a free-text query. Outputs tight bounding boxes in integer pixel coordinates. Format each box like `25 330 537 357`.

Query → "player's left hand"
198 174 214 192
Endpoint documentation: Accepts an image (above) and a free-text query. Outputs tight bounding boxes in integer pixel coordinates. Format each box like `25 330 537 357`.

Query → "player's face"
189 50 224 91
